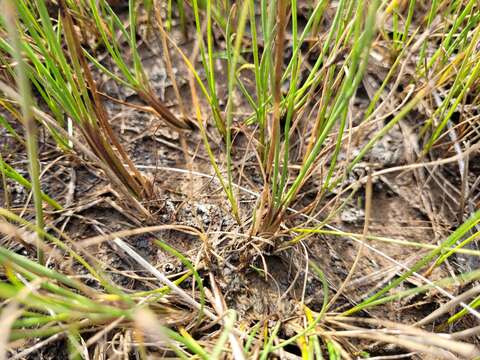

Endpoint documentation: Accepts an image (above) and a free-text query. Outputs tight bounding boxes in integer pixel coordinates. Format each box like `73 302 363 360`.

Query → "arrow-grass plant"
84 0 193 130
186 0 382 234
185 0 480 238
0 0 153 215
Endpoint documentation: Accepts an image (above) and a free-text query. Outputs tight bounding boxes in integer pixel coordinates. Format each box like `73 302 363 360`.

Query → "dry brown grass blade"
266 0 288 177
153 4 187 121
60 2 153 200
303 66 333 162
329 331 458 359
78 224 202 248
415 285 480 327
449 325 480 340
206 273 246 360
327 170 372 309
8 333 64 360
137 89 193 131
0 302 21 360
327 316 480 359
133 308 169 345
